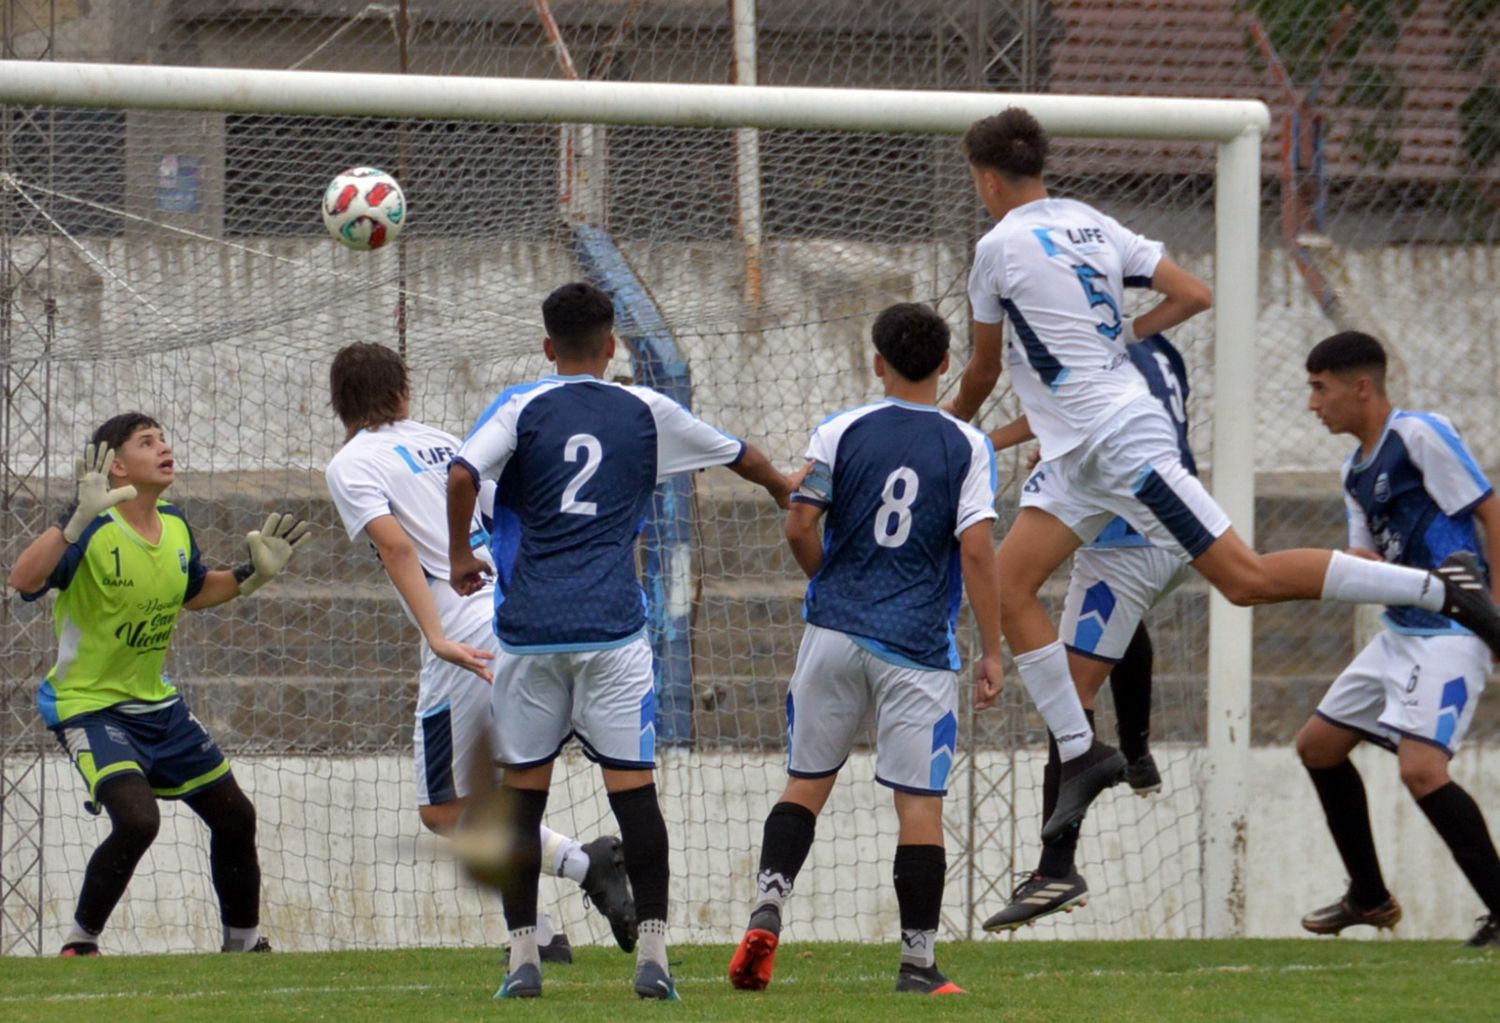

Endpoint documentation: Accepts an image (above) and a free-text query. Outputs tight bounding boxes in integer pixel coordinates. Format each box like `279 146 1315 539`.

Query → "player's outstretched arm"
187 511 311 608
10 444 137 595
959 522 1004 710
727 442 795 509
446 464 491 596
988 414 1034 453
366 515 494 682
947 320 1005 423
1128 257 1212 342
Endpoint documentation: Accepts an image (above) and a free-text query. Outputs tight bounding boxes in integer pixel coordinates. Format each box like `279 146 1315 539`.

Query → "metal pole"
1203 127 1261 938
732 0 763 309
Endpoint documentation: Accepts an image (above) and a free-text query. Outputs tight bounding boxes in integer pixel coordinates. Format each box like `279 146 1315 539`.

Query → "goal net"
1 6 1268 954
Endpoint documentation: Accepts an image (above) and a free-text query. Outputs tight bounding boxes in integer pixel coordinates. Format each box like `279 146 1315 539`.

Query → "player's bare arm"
729 441 796 509
988 414 1034 453
1473 493 1500 604
784 501 825 579
947 320 1004 423
1129 257 1212 341
366 514 494 682
959 521 1005 710
445 464 490 596
184 512 311 610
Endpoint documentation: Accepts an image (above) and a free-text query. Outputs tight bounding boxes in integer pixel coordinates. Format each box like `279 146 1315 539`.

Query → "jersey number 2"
874 468 919 548
560 434 602 516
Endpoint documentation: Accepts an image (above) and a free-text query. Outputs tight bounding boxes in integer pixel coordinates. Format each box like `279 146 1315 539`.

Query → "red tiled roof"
1047 0 1497 184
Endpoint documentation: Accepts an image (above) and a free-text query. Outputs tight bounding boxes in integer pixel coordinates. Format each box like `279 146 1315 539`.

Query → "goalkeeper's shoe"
1301 893 1402 935
982 871 1089 932
580 835 638 953
728 906 783 991
1124 752 1163 796
1466 915 1500 947
1435 553 1500 658
1041 740 1127 843
634 960 680 1001
495 962 542 999
895 963 966 996
59 942 100 957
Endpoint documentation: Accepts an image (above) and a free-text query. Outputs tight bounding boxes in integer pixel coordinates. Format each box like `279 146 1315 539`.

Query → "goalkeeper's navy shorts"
51 697 231 810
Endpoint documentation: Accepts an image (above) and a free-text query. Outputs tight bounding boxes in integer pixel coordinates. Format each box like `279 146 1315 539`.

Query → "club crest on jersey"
178 549 189 573
1374 472 1391 503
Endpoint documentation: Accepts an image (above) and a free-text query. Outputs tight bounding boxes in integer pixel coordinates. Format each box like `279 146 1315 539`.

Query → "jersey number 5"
874 468 919 548
1072 263 1123 340
560 434 602 516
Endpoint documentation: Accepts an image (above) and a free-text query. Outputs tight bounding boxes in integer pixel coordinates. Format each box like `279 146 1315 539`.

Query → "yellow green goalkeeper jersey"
23 501 207 727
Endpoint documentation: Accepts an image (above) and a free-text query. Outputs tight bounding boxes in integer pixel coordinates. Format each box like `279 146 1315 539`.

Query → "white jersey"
967 197 1165 459
325 418 496 643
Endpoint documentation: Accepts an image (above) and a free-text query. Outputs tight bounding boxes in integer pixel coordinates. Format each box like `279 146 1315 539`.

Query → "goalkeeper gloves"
58 444 138 543
234 512 312 595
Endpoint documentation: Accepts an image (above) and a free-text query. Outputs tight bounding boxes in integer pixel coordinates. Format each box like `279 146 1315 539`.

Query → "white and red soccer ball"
321 167 406 251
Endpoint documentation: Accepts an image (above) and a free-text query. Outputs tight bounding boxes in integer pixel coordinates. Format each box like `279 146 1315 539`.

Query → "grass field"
2 940 1498 1022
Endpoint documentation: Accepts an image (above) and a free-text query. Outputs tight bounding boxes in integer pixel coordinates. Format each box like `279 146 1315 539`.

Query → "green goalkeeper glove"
235 512 312 595
59 444 138 543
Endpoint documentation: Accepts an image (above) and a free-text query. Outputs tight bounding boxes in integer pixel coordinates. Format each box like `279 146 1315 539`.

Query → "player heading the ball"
8 413 310 956
446 281 794 1001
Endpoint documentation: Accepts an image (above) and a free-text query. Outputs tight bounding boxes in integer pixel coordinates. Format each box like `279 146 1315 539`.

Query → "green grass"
2 940 1497 1022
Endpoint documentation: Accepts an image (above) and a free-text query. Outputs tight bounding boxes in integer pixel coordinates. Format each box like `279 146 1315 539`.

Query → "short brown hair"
963 107 1048 179
330 343 408 433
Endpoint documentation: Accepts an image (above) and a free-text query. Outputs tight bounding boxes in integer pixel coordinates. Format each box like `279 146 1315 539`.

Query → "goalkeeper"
8 413 310 956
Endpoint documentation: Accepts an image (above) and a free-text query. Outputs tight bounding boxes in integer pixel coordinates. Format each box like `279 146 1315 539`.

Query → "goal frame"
0 60 1268 938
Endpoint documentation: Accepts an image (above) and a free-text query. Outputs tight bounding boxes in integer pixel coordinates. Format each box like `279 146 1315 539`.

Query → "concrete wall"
10 743 1498 954
6 238 1500 481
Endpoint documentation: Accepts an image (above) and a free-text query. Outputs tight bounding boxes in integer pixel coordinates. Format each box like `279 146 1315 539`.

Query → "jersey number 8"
874 467 919 549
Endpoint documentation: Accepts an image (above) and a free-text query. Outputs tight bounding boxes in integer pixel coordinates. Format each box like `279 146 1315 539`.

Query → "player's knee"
1295 728 1338 769
1399 759 1449 799
110 797 162 851
209 790 258 845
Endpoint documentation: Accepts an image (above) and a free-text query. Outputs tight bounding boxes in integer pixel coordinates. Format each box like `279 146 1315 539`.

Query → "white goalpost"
0 60 1267 947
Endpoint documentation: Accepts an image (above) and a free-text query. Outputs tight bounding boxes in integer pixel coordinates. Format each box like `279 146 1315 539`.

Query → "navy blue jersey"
794 400 998 671
1343 410 1493 634
455 376 744 650
1089 334 1195 549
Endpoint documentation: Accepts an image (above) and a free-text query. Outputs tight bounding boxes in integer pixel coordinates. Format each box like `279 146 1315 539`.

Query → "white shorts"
413 622 500 806
490 635 657 770
1317 629 1490 755
1021 398 1231 560
785 625 959 796
1060 544 1191 663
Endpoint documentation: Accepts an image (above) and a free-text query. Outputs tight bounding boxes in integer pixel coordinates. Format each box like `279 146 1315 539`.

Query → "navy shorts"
51 698 231 810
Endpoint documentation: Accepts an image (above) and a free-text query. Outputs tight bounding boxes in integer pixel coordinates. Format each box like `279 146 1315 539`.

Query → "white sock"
753 869 792 915
65 919 99 946
637 918 668 969
508 925 540 971
900 928 936 969
536 911 556 945
1014 640 1094 761
222 925 260 952
1322 550 1443 611
540 826 589 884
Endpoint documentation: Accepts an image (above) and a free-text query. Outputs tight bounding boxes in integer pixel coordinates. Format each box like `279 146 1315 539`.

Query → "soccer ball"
321 167 406 251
